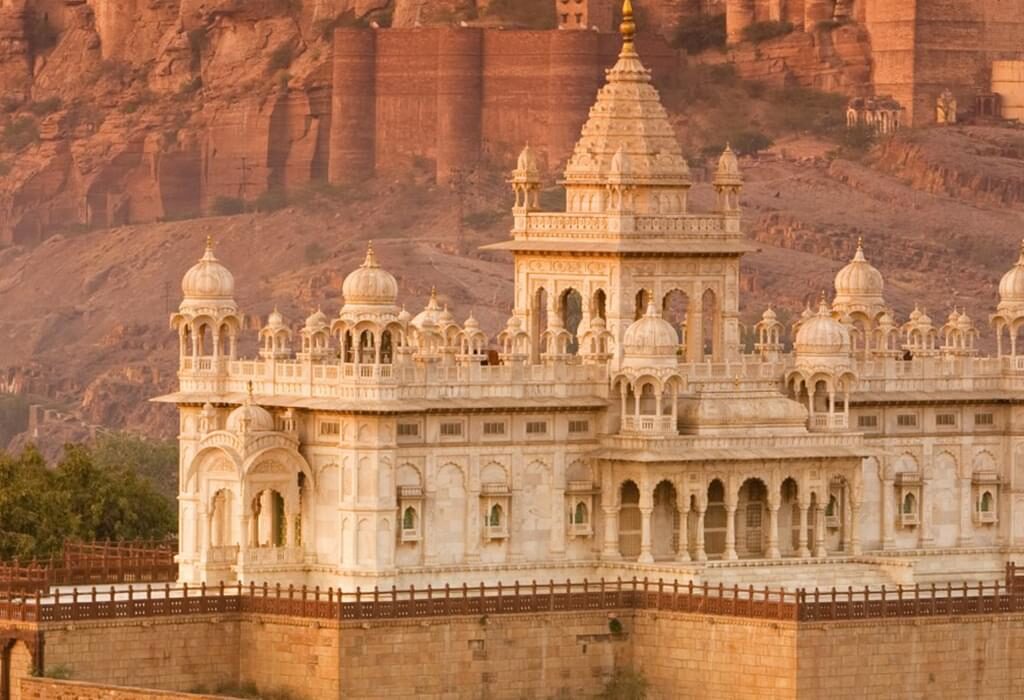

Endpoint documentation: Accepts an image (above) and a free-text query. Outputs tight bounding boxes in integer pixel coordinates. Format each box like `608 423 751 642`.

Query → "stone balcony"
242 546 304 566
809 413 849 432
620 414 677 437
177 358 609 405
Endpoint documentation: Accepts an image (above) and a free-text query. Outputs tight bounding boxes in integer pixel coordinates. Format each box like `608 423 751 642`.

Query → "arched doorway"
618 481 641 559
651 480 679 560
737 478 767 558
704 479 727 558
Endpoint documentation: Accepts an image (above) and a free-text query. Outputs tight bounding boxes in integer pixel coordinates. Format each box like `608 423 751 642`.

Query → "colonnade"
601 473 861 563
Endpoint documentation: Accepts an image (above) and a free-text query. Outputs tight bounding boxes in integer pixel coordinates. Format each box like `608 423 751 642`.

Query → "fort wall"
40 616 240 692
330 27 678 183
865 0 1024 125
797 614 1024 697
8 605 1024 699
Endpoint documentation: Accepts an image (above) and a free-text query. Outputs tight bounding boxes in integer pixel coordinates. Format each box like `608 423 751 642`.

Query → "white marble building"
160 6 1024 590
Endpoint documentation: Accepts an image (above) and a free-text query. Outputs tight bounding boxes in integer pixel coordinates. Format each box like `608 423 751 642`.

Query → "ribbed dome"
342 243 398 306
226 401 275 433
411 288 442 329
761 306 778 322
834 240 884 303
304 308 329 330
266 308 286 329
795 298 850 355
998 242 1024 305
397 306 412 324
622 301 679 357
182 239 235 301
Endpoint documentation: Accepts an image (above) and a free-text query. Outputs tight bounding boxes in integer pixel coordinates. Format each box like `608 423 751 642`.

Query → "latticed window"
574 502 588 525
903 493 916 514
489 504 503 527
403 507 417 531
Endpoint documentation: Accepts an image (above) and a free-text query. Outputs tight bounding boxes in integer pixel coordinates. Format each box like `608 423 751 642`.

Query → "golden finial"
620 0 636 46
246 380 254 399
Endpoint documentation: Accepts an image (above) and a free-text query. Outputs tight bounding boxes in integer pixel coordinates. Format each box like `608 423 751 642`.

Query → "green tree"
0 442 176 560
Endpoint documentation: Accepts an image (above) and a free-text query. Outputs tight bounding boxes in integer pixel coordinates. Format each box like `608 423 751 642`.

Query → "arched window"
359 330 375 364
825 495 838 518
489 504 503 527
574 502 588 525
902 492 916 515
560 289 583 355
381 330 394 364
980 491 993 513
403 506 418 530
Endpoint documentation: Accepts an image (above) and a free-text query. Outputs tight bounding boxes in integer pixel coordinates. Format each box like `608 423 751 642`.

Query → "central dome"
182 239 235 301
834 239 884 306
796 298 850 356
342 243 398 306
623 300 679 358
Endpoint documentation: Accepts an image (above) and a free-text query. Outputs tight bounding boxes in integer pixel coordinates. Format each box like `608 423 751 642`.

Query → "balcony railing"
809 413 848 432
621 414 677 436
242 546 303 566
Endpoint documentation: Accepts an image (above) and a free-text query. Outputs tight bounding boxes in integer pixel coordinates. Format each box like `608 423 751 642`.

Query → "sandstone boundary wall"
20 678 231 700
3 609 1022 699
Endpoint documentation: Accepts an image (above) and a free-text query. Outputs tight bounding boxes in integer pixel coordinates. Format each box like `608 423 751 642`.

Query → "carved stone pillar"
602 506 620 560
958 477 974 547
919 480 934 548
849 502 862 555
677 500 691 562
639 507 654 563
766 504 781 559
724 505 738 561
797 501 810 558
695 505 707 561
881 479 896 549
813 507 827 558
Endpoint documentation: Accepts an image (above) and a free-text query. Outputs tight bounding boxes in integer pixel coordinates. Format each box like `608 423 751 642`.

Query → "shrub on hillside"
673 13 726 55
742 20 794 43
1 117 39 151
731 130 774 156
836 124 877 155
28 97 62 117
27 16 58 52
212 196 246 216
764 85 846 136
255 188 288 213
268 43 294 72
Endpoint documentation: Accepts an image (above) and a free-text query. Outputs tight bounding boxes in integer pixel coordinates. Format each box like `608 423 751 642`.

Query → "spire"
362 241 378 268
853 237 866 262
620 0 636 48
202 235 217 261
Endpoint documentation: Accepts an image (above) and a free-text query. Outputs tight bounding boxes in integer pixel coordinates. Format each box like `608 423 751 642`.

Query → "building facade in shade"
161 5 1024 591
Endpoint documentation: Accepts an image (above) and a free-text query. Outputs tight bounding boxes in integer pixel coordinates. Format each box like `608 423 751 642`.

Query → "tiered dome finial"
620 0 636 47
560 0 691 191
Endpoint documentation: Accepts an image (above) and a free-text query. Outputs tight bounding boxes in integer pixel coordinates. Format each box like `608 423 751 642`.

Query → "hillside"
1 0 1024 453
3 126 1024 453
